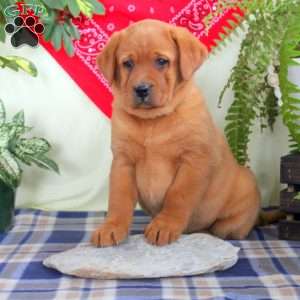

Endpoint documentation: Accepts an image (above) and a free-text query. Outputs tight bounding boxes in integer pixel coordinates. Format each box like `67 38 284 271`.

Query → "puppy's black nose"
134 83 151 100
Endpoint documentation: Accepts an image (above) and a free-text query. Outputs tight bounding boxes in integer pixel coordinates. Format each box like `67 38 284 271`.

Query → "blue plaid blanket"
0 209 300 300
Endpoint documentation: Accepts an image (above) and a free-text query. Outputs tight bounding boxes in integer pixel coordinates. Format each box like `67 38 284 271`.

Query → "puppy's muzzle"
134 83 153 107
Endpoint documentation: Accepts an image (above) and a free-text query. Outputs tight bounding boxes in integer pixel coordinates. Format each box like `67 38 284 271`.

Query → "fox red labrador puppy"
91 19 261 247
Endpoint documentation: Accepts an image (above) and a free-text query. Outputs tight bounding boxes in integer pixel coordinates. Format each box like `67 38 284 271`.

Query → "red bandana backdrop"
41 0 242 118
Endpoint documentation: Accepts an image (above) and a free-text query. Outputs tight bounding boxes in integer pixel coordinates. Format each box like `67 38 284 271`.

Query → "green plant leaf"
11 148 32 166
43 22 55 42
0 149 21 188
12 111 25 127
0 100 59 184
67 0 80 17
28 154 60 174
1 56 38 77
15 138 51 155
51 24 64 50
279 4 300 152
0 57 18 71
0 123 21 149
14 125 31 141
5 116 30 145
0 24 5 43
0 125 10 148
41 8 56 37
0 99 6 126
0 168 17 189
0 9 6 43
41 0 67 10
76 0 94 18
6 56 38 77
87 0 105 15
65 20 80 40
62 25 74 56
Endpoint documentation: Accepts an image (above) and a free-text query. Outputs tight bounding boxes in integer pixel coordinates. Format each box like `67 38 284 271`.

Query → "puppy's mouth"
135 103 155 109
133 96 157 109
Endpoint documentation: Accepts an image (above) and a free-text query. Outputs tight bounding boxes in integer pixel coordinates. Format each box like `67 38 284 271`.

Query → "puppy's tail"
256 209 286 226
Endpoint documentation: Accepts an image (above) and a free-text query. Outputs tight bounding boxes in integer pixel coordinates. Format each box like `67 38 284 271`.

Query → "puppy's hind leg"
210 191 260 240
210 166 261 240
210 211 257 240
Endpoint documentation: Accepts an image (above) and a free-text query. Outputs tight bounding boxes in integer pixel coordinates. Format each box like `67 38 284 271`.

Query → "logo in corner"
4 1 45 48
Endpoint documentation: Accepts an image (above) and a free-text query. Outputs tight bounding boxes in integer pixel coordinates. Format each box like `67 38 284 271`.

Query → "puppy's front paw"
91 222 128 247
145 215 183 246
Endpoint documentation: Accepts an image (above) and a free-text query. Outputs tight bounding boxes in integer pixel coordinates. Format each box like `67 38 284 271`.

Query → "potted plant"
0 99 59 232
277 14 300 239
205 1 300 239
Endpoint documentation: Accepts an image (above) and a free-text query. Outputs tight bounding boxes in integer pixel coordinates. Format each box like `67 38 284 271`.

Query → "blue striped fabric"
0 209 299 300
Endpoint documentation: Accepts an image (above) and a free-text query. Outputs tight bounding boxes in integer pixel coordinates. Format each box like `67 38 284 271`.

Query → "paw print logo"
5 16 44 48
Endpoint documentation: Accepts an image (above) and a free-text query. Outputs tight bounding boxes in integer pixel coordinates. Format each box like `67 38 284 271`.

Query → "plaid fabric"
0 209 300 300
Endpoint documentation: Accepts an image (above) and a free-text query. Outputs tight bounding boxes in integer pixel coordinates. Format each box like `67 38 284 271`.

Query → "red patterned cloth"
41 1 242 118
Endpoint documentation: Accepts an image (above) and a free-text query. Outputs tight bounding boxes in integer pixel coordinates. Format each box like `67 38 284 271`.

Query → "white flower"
274 86 282 103
267 73 279 88
267 63 282 103
267 65 275 74
273 58 280 67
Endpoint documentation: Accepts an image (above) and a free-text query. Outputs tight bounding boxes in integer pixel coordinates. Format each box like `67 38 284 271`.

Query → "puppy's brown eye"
155 58 169 68
123 59 134 70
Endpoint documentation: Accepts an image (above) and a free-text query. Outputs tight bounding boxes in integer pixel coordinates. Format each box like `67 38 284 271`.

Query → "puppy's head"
97 20 208 118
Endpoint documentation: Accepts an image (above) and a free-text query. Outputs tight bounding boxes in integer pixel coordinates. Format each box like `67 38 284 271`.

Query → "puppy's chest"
134 128 182 214
136 151 178 215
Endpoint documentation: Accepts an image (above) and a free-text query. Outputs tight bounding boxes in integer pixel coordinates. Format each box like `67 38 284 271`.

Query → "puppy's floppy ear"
171 26 208 81
96 32 121 86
